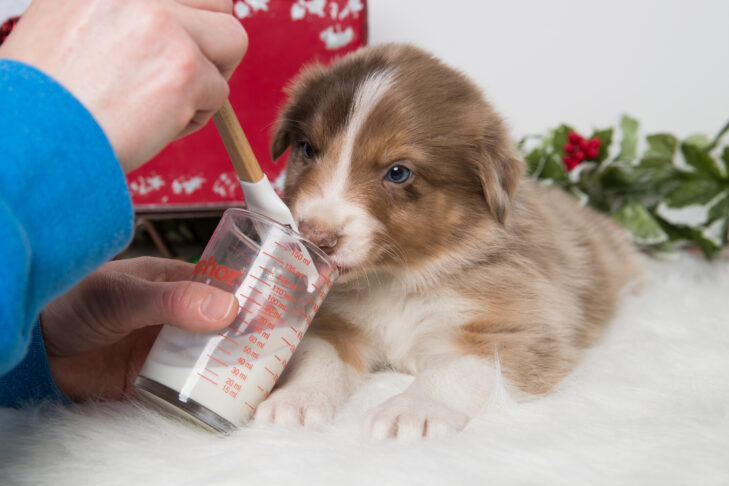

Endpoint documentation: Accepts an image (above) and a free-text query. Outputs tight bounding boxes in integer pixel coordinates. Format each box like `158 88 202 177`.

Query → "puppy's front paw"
362 393 469 441
254 388 337 430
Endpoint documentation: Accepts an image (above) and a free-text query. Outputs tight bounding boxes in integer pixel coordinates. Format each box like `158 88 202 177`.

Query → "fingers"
176 0 234 14
101 257 195 283
189 53 231 121
97 258 241 330
118 277 240 333
173 4 247 137
176 4 248 80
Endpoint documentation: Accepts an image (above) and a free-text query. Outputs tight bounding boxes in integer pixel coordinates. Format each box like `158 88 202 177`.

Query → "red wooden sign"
127 0 367 209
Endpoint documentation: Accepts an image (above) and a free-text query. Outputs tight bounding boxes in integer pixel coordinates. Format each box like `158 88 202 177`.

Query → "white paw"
254 388 337 430
362 393 469 441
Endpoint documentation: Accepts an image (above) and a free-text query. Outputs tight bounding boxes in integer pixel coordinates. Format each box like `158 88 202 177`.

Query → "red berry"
564 143 575 153
579 140 589 151
563 155 573 164
587 148 599 159
568 132 581 144
574 151 585 162
589 138 601 149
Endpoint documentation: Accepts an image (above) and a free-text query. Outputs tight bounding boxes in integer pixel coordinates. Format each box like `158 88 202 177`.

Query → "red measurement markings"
281 337 293 347
264 367 276 376
207 354 229 367
296 308 307 318
274 355 281 361
218 333 240 346
290 326 298 333
197 373 218 386
215 345 231 354
263 251 284 265
277 274 298 292
257 315 275 330
259 266 274 275
318 273 332 286
250 275 271 287
274 241 288 250
204 367 219 377
242 296 262 306
312 282 326 298
231 317 251 331
272 285 291 300
245 402 256 411
306 297 315 306
248 286 263 295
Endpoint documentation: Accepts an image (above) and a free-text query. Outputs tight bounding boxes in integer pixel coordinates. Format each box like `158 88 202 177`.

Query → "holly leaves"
520 115 729 258
681 143 724 178
613 202 668 245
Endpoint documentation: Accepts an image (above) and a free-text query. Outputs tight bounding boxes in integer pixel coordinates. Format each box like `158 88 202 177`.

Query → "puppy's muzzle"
299 219 340 256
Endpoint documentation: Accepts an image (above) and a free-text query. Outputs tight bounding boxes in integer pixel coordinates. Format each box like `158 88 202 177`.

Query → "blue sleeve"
0 59 134 405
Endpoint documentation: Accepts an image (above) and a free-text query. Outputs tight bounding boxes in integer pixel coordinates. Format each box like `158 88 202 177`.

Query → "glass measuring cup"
135 208 338 433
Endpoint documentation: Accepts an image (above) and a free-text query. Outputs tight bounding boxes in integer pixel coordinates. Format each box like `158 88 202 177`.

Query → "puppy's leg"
255 313 367 429
363 355 501 441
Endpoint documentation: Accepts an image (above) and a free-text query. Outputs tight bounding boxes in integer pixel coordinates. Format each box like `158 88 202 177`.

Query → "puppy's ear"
271 122 291 161
271 62 328 162
477 145 523 225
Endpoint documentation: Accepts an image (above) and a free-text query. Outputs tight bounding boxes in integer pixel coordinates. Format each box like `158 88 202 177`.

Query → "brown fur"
272 43 643 397
306 308 368 373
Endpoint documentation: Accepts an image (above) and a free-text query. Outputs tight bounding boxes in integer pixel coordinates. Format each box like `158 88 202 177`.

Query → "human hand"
0 0 247 172
41 257 240 401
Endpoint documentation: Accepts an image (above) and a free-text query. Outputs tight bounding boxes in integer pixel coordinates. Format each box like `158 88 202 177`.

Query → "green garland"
518 116 729 259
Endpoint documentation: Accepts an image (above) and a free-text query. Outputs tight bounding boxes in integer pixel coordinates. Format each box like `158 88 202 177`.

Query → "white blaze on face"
293 69 396 268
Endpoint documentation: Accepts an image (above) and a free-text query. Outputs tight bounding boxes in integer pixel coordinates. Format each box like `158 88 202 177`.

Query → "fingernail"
202 291 236 320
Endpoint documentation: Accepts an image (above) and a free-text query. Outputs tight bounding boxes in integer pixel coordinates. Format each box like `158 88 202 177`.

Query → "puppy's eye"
384 165 412 184
301 142 315 159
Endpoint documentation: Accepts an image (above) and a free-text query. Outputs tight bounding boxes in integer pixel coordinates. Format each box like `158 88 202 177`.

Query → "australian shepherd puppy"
254 43 643 440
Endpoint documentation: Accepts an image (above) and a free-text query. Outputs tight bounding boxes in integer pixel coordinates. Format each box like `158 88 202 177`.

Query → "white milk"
139 323 298 426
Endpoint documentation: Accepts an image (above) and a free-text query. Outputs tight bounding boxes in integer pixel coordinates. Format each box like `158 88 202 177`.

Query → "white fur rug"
1 254 728 486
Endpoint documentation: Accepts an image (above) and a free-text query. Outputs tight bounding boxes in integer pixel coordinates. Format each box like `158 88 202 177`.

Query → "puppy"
254 43 643 440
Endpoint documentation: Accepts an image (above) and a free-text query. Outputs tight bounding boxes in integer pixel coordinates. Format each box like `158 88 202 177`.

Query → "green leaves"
681 143 723 178
613 202 668 245
540 155 569 183
617 115 639 161
722 147 729 175
519 115 729 259
665 179 724 208
552 124 574 154
591 128 613 164
644 134 678 161
707 191 729 224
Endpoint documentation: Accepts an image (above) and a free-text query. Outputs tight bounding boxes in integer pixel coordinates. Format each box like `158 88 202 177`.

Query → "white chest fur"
325 281 475 374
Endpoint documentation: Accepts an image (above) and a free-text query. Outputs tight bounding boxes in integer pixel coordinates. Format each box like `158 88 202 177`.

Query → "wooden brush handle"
213 100 265 183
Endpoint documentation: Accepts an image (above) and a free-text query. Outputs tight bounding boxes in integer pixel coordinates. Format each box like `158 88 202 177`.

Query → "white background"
368 0 729 139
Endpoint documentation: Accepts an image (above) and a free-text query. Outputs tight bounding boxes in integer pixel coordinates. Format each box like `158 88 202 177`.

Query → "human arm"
0 0 248 172
0 0 247 399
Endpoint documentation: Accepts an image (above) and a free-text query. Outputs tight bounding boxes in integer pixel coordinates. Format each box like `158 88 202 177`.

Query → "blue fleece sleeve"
0 59 134 405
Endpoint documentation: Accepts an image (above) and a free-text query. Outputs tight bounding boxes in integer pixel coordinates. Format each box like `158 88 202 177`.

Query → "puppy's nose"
298 220 339 255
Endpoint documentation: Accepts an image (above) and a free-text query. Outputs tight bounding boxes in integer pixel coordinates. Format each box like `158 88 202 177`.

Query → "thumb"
122 279 240 333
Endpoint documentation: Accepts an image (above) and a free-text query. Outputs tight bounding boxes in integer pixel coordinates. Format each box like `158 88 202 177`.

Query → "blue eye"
385 165 412 184
302 142 315 159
